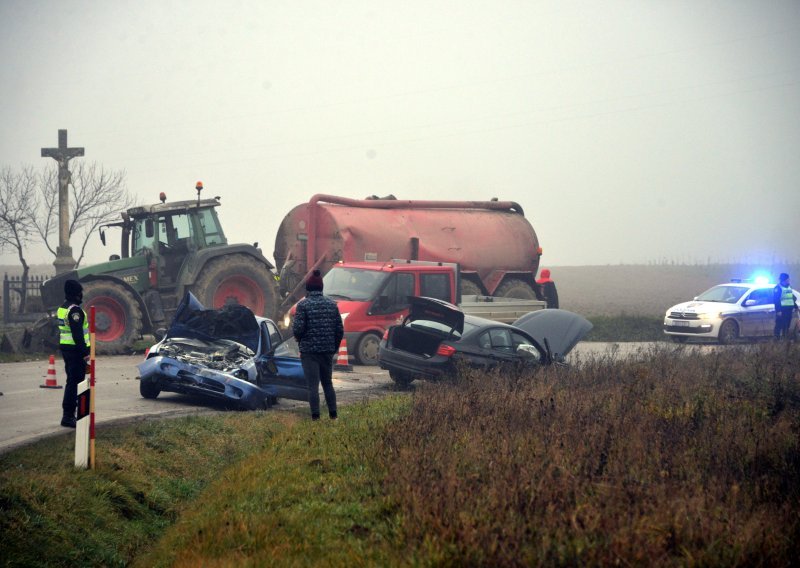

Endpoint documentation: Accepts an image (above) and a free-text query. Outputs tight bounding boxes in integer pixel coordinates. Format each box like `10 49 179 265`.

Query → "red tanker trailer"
273 194 542 309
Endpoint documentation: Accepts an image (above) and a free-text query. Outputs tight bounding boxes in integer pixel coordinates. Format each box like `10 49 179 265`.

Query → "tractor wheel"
461 279 483 297
82 281 143 355
495 278 538 300
354 332 382 366
191 254 278 318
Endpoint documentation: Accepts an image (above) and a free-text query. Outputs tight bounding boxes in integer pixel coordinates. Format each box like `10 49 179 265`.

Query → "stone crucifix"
41 129 84 274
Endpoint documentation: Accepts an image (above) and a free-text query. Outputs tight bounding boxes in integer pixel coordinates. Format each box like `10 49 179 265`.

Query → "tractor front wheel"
82 281 143 355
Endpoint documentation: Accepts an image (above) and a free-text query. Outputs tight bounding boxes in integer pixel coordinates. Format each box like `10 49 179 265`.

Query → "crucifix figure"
41 129 84 274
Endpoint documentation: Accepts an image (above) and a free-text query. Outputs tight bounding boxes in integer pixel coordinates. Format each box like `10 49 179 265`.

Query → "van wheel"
355 332 381 366
718 320 739 345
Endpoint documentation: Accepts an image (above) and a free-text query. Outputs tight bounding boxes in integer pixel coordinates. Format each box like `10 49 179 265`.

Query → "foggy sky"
1 0 799 269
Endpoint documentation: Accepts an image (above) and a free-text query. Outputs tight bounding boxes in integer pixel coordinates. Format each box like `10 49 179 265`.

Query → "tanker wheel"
191 254 278 318
495 278 537 300
461 279 483 297
355 332 381 366
82 281 143 355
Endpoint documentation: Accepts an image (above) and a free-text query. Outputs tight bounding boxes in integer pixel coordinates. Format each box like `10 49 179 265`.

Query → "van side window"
420 273 451 302
375 272 414 313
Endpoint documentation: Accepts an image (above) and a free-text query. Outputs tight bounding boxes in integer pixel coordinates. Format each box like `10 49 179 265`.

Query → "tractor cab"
100 186 228 287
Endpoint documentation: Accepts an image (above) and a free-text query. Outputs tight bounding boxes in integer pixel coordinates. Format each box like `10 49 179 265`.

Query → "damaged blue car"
137 293 308 410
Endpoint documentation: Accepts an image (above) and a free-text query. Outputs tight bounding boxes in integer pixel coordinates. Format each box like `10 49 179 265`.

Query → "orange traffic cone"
334 339 353 372
40 354 63 389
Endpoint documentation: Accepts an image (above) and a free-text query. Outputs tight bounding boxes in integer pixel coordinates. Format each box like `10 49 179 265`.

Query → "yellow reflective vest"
57 305 90 347
779 286 795 308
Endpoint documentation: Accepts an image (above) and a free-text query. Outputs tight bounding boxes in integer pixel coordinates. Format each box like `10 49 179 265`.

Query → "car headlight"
283 313 291 328
697 312 720 320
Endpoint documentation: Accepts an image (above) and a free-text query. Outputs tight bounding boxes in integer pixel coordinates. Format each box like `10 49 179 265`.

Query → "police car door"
742 288 774 337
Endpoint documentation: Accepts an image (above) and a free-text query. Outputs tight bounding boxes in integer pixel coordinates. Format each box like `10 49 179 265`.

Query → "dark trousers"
61 349 86 417
301 352 337 418
774 308 794 338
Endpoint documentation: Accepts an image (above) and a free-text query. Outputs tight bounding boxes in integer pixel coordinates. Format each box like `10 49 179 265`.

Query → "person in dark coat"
58 279 90 428
773 272 797 339
536 268 560 309
292 270 344 420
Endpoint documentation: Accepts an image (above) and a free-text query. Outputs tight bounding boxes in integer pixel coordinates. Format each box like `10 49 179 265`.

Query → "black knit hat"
305 270 324 292
64 279 83 297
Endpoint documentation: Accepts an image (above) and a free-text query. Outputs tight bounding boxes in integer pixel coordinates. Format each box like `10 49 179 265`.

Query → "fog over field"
1 1 799 269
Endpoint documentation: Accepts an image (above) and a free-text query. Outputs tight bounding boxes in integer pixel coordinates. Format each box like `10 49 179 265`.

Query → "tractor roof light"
159 192 166 203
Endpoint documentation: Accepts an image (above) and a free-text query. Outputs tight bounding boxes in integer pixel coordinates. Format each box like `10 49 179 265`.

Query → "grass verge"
3 342 799 566
585 313 664 342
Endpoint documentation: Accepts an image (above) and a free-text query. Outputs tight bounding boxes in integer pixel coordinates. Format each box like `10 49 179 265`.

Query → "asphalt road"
0 342 665 455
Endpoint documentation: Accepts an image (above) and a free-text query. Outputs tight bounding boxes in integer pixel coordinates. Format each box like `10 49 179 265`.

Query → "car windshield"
323 267 389 301
696 285 749 304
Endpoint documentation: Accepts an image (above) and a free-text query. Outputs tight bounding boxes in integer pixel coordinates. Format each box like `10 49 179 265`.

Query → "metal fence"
2 273 51 323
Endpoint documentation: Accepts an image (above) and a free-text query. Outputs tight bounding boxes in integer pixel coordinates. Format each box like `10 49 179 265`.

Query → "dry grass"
378 342 800 566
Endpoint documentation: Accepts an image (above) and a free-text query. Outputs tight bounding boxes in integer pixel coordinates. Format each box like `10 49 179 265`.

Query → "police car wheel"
718 320 739 345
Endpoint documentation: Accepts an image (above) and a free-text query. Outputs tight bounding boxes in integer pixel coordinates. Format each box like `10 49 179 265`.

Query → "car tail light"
436 344 456 357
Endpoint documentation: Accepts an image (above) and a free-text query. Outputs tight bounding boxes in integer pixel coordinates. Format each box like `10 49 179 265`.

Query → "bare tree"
35 162 134 267
0 166 39 311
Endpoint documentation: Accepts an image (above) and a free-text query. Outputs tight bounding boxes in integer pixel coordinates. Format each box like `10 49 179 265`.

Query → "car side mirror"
744 299 756 306
145 219 155 239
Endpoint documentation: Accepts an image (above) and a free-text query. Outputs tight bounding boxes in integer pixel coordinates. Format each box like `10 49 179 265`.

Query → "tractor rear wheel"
495 278 538 300
191 254 278 318
82 281 143 355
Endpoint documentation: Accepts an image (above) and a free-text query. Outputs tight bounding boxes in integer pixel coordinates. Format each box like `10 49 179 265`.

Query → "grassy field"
2 341 799 566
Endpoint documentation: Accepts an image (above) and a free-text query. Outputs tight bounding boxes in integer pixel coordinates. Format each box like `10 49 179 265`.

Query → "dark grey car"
378 296 592 387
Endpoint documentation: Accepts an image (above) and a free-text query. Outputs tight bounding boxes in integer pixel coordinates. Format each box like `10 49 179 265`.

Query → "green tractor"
40 185 279 354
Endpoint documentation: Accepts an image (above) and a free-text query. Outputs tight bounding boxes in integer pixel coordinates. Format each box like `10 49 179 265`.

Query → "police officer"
773 273 797 340
58 279 90 428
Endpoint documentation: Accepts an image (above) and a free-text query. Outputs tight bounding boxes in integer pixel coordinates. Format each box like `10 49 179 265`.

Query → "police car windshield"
696 285 749 304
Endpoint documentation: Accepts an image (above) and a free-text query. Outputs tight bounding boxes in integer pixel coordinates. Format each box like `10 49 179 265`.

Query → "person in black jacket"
536 268 560 309
773 273 797 340
292 270 344 420
57 279 90 428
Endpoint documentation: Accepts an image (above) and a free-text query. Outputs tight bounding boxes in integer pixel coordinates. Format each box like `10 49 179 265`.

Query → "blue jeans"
301 352 337 418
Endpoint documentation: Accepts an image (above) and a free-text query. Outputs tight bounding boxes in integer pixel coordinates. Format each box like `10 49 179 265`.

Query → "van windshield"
323 268 388 301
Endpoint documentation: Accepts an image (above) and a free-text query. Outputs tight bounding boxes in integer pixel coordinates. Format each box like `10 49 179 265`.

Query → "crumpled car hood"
513 309 593 360
168 292 260 353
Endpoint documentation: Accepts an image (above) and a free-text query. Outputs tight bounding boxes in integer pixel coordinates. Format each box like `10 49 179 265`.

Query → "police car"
663 279 799 344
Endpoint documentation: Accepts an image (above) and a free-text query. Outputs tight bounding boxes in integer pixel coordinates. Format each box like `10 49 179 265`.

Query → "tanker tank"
273 194 542 308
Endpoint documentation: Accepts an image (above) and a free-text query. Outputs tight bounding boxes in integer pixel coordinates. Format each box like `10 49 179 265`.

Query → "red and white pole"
74 307 96 469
